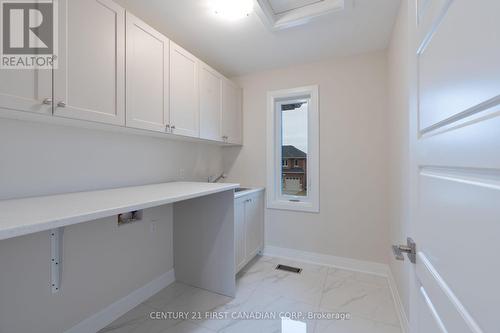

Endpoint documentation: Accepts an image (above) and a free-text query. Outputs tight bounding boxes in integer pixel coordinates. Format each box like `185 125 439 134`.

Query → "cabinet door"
0 69 52 115
235 198 246 273
199 63 222 141
245 193 264 259
126 13 169 132
169 42 199 138
222 79 242 144
54 0 125 125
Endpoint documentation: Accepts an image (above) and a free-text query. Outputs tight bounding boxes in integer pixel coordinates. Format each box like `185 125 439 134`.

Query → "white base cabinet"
235 190 264 273
235 198 246 273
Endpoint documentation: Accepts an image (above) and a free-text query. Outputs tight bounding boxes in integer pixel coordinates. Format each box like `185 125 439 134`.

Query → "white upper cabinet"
169 42 199 138
125 13 169 132
199 63 223 141
0 69 52 115
0 0 243 145
54 0 125 125
222 79 243 144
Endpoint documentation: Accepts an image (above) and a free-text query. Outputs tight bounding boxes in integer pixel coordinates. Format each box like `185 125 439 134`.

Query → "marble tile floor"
100 255 402 333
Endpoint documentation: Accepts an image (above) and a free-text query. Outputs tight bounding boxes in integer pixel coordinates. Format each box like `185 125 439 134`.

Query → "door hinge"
392 237 416 264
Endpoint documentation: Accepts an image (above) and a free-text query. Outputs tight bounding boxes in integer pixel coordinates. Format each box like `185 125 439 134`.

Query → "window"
266 85 319 213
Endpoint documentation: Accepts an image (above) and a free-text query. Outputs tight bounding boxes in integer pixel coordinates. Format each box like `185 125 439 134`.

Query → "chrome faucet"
208 173 227 183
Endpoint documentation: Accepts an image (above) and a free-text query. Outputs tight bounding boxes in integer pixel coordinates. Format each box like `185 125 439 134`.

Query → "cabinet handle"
57 101 66 108
42 98 53 105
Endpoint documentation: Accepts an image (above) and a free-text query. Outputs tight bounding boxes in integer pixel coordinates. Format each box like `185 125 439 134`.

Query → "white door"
234 198 246 273
125 13 169 132
169 42 199 138
54 0 125 125
245 193 264 259
222 79 242 144
199 63 222 141
409 1 500 332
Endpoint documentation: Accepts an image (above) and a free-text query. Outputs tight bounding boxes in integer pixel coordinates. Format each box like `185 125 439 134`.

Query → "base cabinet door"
235 198 246 273
245 193 264 259
222 79 242 144
235 191 264 274
54 0 125 125
169 42 199 138
126 13 169 132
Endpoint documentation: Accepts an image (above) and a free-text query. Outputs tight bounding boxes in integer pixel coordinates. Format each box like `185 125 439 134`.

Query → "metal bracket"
392 237 416 264
50 228 64 293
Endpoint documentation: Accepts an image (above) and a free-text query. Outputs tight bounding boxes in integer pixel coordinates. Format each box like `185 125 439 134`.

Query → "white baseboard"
263 246 410 332
263 245 388 276
387 268 410 333
65 269 175 333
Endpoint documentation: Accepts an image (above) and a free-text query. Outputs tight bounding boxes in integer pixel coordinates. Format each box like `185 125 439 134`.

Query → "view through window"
281 100 308 197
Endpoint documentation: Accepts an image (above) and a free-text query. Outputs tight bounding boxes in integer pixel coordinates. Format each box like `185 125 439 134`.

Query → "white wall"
0 119 223 200
0 119 223 333
387 0 411 322
223 52 390 264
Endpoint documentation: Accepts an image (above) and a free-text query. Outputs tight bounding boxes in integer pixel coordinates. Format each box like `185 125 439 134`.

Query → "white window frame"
266 85 319 213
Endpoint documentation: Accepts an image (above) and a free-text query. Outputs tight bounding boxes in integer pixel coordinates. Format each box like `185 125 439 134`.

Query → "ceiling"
114 0 401 77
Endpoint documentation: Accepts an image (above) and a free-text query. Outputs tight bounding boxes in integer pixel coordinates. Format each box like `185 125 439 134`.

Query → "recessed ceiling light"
211 0 254 21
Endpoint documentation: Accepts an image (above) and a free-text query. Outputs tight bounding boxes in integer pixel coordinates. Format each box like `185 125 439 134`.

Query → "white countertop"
0 182 239 241
234 187 265 199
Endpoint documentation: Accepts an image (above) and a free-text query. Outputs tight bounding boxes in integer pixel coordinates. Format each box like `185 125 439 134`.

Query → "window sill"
267 200 319 213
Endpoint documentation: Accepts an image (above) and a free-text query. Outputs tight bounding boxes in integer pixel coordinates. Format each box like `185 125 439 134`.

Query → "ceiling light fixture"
211 0 254 21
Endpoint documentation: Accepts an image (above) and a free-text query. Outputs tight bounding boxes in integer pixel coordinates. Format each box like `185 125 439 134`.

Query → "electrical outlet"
179 168 186 179
150 222 157 233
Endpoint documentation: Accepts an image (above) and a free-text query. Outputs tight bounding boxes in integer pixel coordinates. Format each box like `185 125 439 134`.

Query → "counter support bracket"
50 227 64 293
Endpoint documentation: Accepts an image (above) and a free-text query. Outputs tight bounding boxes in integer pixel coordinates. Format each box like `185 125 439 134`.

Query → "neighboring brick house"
282 145 307 195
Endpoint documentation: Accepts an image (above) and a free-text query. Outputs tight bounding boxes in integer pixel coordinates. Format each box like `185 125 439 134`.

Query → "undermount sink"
235 187 251 192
